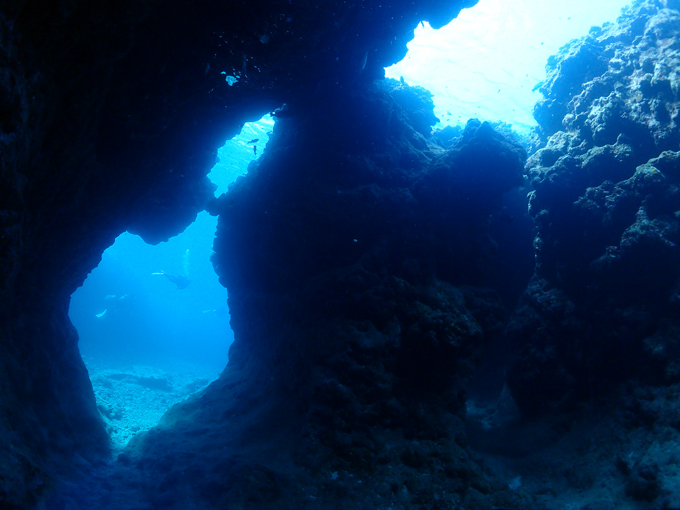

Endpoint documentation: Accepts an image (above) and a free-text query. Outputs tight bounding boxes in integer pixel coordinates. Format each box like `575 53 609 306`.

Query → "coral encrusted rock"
508 0 680 417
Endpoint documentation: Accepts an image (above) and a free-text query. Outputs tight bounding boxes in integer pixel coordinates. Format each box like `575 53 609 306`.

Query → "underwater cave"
2 0 680 509
67 118 272 451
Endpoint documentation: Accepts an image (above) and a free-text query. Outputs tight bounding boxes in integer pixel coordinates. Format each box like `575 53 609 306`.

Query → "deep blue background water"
69 116 274 375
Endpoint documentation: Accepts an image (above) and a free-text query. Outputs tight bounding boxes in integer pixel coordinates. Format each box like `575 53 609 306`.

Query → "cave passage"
68 211 230 449
68 117 271 450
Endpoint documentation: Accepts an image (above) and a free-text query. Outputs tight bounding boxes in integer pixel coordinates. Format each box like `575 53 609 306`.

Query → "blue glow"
70 211 231 373
69 115 276 447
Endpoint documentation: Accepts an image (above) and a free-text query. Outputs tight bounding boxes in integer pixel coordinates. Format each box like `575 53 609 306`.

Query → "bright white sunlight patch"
386 0 632 133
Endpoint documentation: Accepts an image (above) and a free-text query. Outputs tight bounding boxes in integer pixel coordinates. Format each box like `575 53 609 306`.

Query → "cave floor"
82 356 219 452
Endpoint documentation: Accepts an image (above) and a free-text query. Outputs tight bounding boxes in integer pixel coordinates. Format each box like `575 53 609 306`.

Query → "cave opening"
386 0 632 134
67 117 272 450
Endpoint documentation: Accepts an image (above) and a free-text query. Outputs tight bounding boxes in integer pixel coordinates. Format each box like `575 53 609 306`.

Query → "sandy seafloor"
82 356 220 452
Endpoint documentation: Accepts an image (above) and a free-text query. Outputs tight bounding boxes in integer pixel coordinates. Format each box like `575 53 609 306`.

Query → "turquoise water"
209 115 274 195
68 116 273 446
386 0 633 133
70 211 230 372
69 116 273 375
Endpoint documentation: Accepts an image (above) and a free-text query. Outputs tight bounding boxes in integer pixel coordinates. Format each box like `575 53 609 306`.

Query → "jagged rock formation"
69 83 524 509
0 1 540 508
461 5 680 509
509 0 680 420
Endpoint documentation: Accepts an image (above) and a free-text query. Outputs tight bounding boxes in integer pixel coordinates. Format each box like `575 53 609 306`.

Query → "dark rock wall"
508 0 680 417
1 0 486 508
109 81 525 509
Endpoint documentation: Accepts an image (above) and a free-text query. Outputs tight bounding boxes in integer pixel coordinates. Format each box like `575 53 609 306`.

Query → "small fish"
253 145 257 156
247 138 259 144
359 51 368 71
95 309 107 318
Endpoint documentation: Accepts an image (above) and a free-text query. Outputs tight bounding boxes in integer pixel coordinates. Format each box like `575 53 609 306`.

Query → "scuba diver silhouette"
152 249 191 289
152 270 190 289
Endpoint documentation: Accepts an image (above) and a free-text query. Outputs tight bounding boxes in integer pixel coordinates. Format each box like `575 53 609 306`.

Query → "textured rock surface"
453 4 680 510
64 81 526 509
509 0 680 418
0 0 516 508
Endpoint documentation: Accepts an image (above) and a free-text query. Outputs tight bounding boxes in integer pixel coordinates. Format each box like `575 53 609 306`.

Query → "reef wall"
79 78 528 508
508 0 680 418
1 0 487 508
108 82 525 509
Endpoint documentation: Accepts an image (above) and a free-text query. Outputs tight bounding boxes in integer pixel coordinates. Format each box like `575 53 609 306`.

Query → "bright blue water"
386 0 633 133
70 211 230 373
210 115 274 196
69 116 273 375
